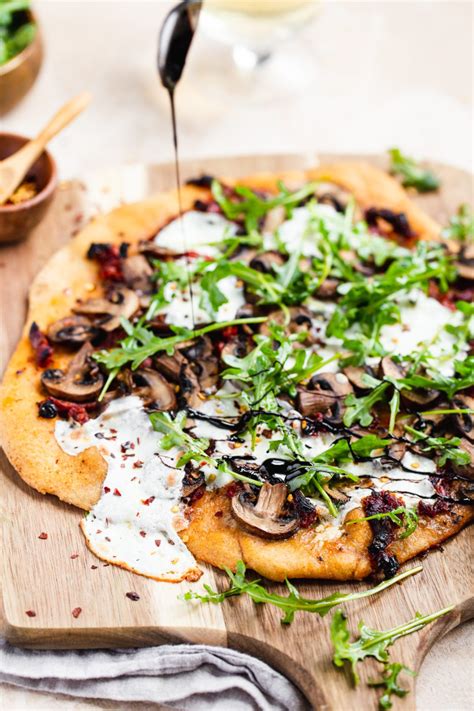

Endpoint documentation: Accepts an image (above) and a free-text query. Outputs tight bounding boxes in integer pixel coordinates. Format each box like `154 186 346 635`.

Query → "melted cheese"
56 397 198 581
154 210 235 257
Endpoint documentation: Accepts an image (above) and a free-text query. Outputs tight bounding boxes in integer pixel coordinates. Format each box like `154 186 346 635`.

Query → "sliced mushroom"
221 334 249 360
452 438 474 477
322 484 350 504
182 469 206 498
47 315 97 346
315 182 353 214
41 343 104 403
180 336 219 391
297 372 353 423
125 368 176 409
73 287 139 331
343 365 374 391
155 351 188 383
456 244 474 281
249 251 285 274
380 357 438 406
179 362 202 409
122 254 153 294
260 306 314 340
231 482 299 539
453 395 474 441
262 205 286 233
315 278 339 299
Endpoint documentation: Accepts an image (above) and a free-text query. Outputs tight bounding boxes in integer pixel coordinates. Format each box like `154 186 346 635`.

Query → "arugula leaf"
389 148 440 193
183 560 422 624
94 316 266 383
331 604 453 685
404 425 470 467
368 662 415 710
441 204 474 243
348 506 419 539
211 179 319 235
343 382 391 427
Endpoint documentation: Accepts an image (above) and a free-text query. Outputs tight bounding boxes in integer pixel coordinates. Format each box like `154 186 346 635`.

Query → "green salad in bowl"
0 0 37 66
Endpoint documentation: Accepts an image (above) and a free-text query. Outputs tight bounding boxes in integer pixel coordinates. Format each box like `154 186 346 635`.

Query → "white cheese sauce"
55 396 200 582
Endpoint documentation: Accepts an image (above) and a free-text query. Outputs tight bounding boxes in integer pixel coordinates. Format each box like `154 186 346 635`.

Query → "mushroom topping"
179 362 202 409
379 357 438 406
73 287 139 332
315 182 353 214
343 365 374 391
322 484 350 504
231 482 299 539
453 395 474 442
260 306 314 340
47 315 97 346
315 278 339 299
138 240 178 260
452 438 474 478
181 469 206 499
180 336 219 391
297 372 353 423
121 254 153 294
456 244 474 281
249 251 285 274
262 205 286 233
154 351 188 383
221 334 249 360
41 343 104 403
124 368 176 409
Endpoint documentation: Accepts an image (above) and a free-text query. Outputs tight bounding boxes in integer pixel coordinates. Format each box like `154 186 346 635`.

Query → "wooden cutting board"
1 153 473 711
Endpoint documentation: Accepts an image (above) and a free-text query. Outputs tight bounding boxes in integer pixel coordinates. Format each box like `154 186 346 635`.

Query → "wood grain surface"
1 153 473 711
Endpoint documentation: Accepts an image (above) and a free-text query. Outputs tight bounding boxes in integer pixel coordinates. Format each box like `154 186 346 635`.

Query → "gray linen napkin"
0 639 310 710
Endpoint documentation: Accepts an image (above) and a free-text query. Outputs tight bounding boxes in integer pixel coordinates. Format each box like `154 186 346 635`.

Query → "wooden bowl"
0 10 43 116
0 133 57 244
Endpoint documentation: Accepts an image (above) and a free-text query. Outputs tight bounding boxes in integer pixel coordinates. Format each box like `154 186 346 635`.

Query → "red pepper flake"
72 607 82 619
91 565 98 570
222 325 238 340
133 460 144 469
139 530 147 538
38 532 48 540
70 553 79 559
25 610 37 617
104 486 110 493
214 510 223 518
113 488 122 496
126 591 140 601
142 496 155 506
105 536 111 542
29 322 54 367
154 539 161 547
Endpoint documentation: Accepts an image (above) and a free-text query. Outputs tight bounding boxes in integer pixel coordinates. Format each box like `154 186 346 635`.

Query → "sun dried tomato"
29 322 54 367
41 397 95 424
87 242 128 282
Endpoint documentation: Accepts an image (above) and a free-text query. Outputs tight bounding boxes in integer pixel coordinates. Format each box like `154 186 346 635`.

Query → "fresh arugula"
368 662 415 710
183 559 422 624
404 425 470 467
398 356 474 401
348 505 419 539
343 382 391 427
389 148 440 193
331 604 453 685
326 242 455 366
0 0 36 66
149 411 264 487
94 316 266 398
441 204 474 243
211 179 320 235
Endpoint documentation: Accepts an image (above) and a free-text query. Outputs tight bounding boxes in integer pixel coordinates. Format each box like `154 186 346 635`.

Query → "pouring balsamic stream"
158 0 203 329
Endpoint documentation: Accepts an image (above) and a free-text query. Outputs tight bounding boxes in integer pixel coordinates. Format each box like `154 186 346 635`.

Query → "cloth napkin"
0 639 310 710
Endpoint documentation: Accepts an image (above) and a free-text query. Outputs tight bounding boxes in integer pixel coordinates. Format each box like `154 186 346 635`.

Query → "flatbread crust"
1 161 471 580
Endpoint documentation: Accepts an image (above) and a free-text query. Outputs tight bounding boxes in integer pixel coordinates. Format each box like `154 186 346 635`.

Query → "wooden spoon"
0 92 91 205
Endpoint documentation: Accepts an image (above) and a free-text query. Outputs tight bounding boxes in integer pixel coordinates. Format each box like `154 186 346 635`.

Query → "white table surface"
1 1 473 709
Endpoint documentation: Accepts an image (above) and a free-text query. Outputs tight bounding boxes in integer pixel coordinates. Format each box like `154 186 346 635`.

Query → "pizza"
1 161 473 584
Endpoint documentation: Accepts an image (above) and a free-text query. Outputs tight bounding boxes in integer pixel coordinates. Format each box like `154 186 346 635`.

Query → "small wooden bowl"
0 10 43 116
0 133 57 245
